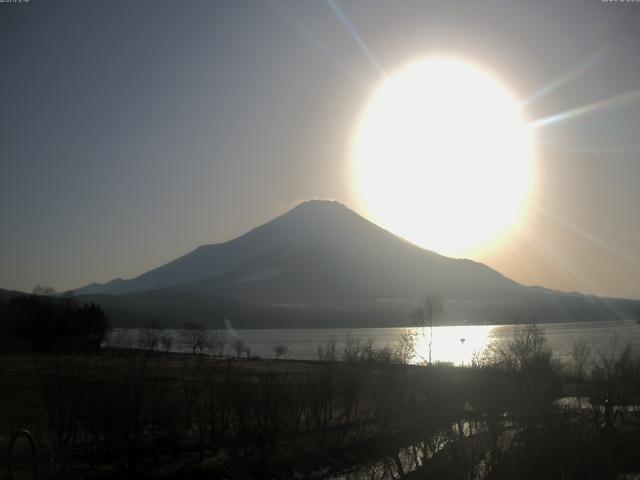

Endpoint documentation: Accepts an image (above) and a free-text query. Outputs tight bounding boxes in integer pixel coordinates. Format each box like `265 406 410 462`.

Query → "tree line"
0 286 109 352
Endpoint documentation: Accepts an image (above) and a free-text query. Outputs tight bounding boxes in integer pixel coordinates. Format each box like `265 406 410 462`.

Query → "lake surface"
107 319 640 366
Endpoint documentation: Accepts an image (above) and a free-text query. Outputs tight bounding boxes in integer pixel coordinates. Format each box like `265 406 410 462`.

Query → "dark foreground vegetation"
2 320 640 479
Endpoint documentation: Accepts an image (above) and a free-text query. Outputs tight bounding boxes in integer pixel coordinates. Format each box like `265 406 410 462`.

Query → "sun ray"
516 227 626 321
521 49 606 106
518 200 634 320
324 0 387 78
530 87 640 128
536 141 640 156
518 227 587 292
268 0 368 86
535 202 640 269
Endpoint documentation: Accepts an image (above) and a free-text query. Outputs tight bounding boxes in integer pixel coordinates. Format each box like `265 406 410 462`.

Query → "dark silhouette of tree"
138 327 161 351
233 340 245 359
411 293 444 364
181 322 209 355
206 330 227 357
0 291 109 351
272 344 287 360
160 334 173 354
33 284 57 296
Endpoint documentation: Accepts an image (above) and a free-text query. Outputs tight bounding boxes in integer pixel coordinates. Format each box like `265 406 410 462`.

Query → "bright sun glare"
353 57 535 256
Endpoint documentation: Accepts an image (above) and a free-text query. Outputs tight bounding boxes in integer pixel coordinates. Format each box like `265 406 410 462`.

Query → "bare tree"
589 340 635 431
487 323 553 373
181 322 209 355
570 340 592 407
570 340 591 382
272 344 288 360
342 335 363 363
33 284 56 296
160 334 173 354
411 293 443 364
316 336 338 362
392 329 416 365
207 330 228 357
233 340 245 359
138 328 161 351
111 329 135 349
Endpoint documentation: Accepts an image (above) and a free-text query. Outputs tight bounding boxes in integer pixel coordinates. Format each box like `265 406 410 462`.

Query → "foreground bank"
2 325 640 479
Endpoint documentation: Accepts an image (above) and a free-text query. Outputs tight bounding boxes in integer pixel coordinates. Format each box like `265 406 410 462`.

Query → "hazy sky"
2 0 640 299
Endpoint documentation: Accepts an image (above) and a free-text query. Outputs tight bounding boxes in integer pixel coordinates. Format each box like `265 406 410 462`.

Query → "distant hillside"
0 288 27 304
68 200 640 328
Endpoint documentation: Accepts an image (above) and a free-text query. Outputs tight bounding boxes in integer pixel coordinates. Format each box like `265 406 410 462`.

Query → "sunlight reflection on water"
411 324 495 365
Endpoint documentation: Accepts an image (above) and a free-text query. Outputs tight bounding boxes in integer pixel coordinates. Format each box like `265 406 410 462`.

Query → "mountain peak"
292 198 346 208
261 199 366 231
265 198 382 242
285 199 352 217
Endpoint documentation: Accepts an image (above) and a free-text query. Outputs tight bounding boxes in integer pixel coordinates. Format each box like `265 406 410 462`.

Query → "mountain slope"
73 200 640 327
76 200 517 300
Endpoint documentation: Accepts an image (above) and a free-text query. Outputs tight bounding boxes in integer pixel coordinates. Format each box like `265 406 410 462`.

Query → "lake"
107 319 640 366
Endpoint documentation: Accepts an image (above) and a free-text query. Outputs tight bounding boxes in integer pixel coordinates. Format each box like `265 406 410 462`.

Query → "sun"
352 57 535 257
